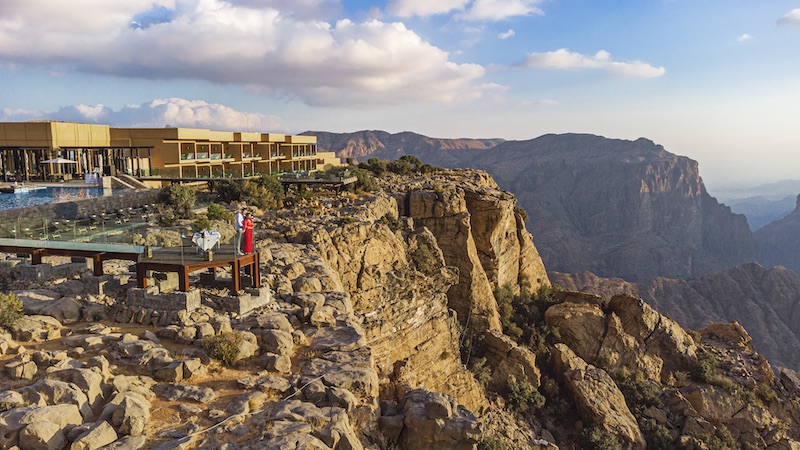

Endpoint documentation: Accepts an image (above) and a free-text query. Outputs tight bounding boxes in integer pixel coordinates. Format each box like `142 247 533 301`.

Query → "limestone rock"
11 315 62 342
552 343 645 449
111 391 151 437
71 421 118 450
400 388 481 450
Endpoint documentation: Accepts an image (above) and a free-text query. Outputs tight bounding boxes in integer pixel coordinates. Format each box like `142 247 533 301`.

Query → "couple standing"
234 207 254 255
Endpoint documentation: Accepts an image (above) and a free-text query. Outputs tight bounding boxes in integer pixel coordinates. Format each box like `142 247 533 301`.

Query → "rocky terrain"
0 169 799 449
754 194 800 274
552 261 800 373
308 131 758 283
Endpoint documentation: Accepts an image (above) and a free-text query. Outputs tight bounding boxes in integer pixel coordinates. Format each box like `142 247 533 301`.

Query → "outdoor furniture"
192 230 221 253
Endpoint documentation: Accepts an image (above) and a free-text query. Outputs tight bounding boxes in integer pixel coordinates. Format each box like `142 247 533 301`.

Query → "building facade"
0 121 339 185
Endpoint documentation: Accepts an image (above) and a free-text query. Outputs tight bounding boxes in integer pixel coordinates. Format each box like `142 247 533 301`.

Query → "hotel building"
0 121 340 186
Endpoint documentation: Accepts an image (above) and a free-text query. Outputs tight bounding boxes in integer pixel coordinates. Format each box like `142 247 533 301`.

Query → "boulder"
111 392 151 437
400 388 481 450
71 421 118 450
19 420 67 450
45 367 106 409
155 384 215 403
38 297 83 324
11 315 62 342
0 404 82 449
261 329 294 356
551 343 645 449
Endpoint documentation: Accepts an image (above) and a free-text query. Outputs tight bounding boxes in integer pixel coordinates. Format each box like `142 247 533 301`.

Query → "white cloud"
387 0 469 18
778 8 800 26
0 0 488 107
737 33 753 42
518 48 666 78
499 29 515 39
1 98 287 132
387 0 542 20
459 0 544 21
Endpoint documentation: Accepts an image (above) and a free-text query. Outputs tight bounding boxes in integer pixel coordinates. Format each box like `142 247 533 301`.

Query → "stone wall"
0 189 159 224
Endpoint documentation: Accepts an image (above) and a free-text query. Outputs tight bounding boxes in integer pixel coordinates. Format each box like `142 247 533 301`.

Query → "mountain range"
306 129 800 372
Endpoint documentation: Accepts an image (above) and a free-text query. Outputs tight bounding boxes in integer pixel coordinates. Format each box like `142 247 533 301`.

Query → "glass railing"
1 207 157 247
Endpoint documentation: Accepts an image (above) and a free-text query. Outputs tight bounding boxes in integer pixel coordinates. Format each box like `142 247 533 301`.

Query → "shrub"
639 417 673 450
541 376 574 419
0 291 22 330
351 167 380 192
157 184 196 219
339 217 356 225
410 243 438 274
477 436 508 450
469 356 492 389
379 214 402 232
755 383 778 404
241 179 282 210
494 282 563 357
583 427 622 450
514 204 528 221
202 332 244 366
506 380 545 413
194 216 212 232
213 179 243 203
206 202 233 221
613 368 662 413
359 157 387 176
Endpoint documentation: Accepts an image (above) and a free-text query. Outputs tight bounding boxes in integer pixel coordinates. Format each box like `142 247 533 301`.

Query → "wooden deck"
0 238 259 293
136 245 260 292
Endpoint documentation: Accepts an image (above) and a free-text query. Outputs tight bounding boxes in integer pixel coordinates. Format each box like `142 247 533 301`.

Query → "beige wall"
0 122 110 148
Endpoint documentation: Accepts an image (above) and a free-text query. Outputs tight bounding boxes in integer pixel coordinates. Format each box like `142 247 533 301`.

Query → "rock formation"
0 168 799 450
755 194 800 273
552 262 800 372
310 131 757 283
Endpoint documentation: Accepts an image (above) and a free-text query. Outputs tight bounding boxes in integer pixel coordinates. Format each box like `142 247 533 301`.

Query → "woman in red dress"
242 213 254 254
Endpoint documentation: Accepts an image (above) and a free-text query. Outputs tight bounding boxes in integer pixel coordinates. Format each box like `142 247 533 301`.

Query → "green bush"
494 283 563 357
241 178 283 210
477 436 508 450
359 157 387 176
194 216 212 232
613 368 662 414
206 202 233 221
379 214 402 232
0 291 22 330
583 427 622 450
506 380 545 413
410 242 439 274
351 167 380 192
639 417 673 450
157 185 196 219
202 332 244 366
541 376 574 419
514 204 528 222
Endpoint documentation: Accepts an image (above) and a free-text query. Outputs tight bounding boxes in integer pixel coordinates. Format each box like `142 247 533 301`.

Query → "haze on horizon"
1 0 798 189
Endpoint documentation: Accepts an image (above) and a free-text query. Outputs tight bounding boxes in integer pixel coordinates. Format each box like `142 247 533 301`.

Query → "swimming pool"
0 186 122 211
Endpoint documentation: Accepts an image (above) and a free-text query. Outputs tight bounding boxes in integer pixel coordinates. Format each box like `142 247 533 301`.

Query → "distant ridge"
310 130 757 282
305 130 503 168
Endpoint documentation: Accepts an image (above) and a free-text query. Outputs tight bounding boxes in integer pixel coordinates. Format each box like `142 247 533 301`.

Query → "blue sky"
1 1 799 188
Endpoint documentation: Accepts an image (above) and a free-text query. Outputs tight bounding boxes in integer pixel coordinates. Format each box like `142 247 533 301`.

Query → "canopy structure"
41 158 77 164
40 157 77 180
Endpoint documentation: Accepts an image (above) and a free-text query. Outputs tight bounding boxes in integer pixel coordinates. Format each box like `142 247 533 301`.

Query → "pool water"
0 186 121 211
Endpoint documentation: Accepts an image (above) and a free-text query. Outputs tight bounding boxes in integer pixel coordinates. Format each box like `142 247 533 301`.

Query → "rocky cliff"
755 194 800 273
552 262 800 372
309 131 757 283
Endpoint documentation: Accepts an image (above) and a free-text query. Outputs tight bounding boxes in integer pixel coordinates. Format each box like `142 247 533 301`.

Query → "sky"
1 1 799 189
